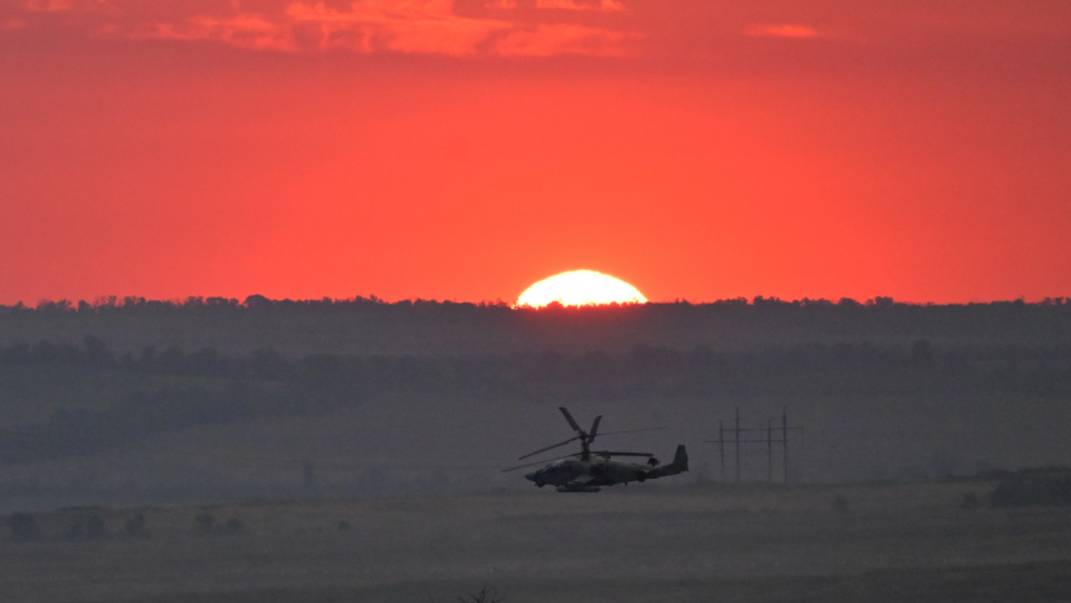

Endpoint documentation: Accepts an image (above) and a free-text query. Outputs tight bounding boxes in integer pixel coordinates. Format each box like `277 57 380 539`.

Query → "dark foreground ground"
4 480 1071 603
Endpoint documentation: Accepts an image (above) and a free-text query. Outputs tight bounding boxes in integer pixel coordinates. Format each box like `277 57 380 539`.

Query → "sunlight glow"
516 269 648 308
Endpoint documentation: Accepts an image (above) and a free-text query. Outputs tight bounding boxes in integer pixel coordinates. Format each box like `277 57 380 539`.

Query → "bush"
7 513 42 543
124 513 149 538
193 512 246 536
457 586 503 603
832 495 850 514
960 492 981 510
991 474 1071 507
221 517 246 535
193 512 216 536
64 514 107 541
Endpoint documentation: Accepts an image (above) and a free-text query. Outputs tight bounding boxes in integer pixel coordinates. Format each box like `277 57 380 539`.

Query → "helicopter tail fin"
649 445 688 479
671 444 689 472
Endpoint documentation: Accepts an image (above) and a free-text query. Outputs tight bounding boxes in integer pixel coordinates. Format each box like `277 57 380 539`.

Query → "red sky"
2 0 1069 304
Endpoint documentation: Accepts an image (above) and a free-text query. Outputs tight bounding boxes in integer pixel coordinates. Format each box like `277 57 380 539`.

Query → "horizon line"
3 293 1068 311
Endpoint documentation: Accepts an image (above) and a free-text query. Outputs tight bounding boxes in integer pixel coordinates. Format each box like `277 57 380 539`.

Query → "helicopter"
503 406 688 492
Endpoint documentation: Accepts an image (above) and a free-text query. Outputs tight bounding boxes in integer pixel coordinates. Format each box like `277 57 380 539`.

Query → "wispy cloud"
20 0 116 13
283 1 514 55
535 0 626 12
139 13 292 52
495 22 637 56
743 23 823 40
6 0 639 58
1 17 30 30
21 0 74 12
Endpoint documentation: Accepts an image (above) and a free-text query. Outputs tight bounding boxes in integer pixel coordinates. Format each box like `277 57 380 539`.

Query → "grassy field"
4 479 1071 602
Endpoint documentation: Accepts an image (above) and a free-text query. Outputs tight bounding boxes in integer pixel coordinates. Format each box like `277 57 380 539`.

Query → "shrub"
222 517 246 535
193 512 216 536
64 514 107 541
960 492 981 510
457 586 503 603
7 513 42 543
832 495 850 514
193 512 246 536
991 475 1071 507
124 513 149 538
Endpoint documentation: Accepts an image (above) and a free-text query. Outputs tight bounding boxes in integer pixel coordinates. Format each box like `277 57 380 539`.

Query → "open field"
5 480 1071 603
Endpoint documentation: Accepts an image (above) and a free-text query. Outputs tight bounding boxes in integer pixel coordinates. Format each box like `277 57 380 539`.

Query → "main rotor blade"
595 426 666 438
592 451 654 457
517 435 580 460
502 452 578 472
558 406 582 433
589 415 602 440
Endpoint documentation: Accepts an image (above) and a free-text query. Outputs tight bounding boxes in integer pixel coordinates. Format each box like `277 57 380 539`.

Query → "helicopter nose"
524 472 537 482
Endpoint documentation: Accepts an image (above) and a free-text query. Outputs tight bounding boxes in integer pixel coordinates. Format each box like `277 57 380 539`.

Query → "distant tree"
157 345 186 373
82 335 115 369
299 353 342 384
37 299 71 313
0 341 31 364
30 340 57 363
138 345 158 370
250 347 289 380
244 294 272 308
911 339 934 366
186 347 222 376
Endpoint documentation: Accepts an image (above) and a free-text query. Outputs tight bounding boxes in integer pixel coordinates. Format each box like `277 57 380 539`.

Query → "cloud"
7 0 636 58
139 13 293 52
535 0 626 12
1 17 30 30
743 23 823 40
284 1 513 55
20 0 116 13
494 22 636 56
21 0 74 12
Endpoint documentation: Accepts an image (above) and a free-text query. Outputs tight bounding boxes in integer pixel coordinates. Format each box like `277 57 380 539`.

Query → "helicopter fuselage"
525 446 688 492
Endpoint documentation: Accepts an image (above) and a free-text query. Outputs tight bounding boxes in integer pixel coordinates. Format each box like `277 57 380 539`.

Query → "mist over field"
2 297 1069 510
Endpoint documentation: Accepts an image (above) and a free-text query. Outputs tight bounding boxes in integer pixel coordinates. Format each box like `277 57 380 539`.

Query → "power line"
704 407 804 483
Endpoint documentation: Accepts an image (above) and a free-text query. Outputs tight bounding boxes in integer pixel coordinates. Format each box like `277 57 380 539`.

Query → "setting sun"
516 270 648 308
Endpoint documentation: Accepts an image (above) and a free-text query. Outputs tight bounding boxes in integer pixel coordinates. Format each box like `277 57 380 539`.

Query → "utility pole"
734 406 741 483
718 419 725 481
705 408 804 484
767 419 774 483
782 408 790 484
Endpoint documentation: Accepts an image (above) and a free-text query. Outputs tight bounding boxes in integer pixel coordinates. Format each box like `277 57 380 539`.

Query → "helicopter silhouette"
504 407 688 492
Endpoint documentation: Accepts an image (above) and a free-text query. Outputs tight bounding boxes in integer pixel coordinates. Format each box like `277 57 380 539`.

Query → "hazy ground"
5 480 1071 603
3 302 1070 601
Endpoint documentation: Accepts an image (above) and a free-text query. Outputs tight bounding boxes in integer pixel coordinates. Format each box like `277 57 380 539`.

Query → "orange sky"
1 0 1069 304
